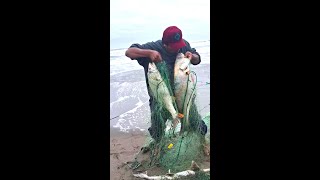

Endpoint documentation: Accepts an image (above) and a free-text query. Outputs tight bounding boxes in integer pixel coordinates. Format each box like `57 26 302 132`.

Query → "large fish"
147 62 181 129
174 53 197 132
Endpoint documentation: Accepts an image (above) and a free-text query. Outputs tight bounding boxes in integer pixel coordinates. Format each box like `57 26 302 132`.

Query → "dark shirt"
129 39 201 98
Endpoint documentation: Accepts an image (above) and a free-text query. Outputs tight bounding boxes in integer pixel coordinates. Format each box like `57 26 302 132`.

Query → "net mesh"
132 61 210 177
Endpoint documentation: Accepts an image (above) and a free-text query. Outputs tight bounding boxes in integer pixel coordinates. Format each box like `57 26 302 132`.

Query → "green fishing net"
132 61 210 176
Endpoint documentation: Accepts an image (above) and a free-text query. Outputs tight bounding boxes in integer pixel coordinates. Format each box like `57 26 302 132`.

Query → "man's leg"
147 97 166 143
188 103 208 136
188 103 210 155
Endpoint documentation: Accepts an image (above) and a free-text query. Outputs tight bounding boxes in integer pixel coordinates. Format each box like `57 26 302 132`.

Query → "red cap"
162 26 186 51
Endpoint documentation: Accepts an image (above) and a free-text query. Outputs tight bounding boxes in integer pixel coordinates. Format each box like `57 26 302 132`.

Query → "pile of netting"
132 61 210 178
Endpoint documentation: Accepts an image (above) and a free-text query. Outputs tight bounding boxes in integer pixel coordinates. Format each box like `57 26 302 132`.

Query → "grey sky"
110 0 210 49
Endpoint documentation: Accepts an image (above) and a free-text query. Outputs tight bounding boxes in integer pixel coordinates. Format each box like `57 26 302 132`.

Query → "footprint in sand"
133 145 140 151
112 153 119 160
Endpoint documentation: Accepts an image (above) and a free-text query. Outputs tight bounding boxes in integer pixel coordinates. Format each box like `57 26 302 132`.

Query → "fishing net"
131 61 210 178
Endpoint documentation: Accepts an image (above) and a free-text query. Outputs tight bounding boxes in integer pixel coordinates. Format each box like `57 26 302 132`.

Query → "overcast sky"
110 0 210 49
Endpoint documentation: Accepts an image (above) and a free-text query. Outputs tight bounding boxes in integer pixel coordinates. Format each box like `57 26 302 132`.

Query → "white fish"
147 62 181 129
174 53 197 132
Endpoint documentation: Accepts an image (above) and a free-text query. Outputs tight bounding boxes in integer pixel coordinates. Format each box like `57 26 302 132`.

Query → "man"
125 26 207 142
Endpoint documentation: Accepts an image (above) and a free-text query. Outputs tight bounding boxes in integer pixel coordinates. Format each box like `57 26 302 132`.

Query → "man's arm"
125 48 152 59
125 43 162 62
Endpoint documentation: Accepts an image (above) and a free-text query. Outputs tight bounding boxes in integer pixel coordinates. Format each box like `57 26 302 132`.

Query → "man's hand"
149 50 162 62
185 51 193 60
185 51 200 65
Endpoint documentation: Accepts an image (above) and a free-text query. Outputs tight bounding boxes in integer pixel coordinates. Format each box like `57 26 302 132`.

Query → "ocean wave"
110 39 210 51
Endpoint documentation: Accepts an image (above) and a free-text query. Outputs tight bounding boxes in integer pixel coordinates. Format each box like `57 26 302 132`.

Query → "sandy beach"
110 130 210 180
110 129 147 180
